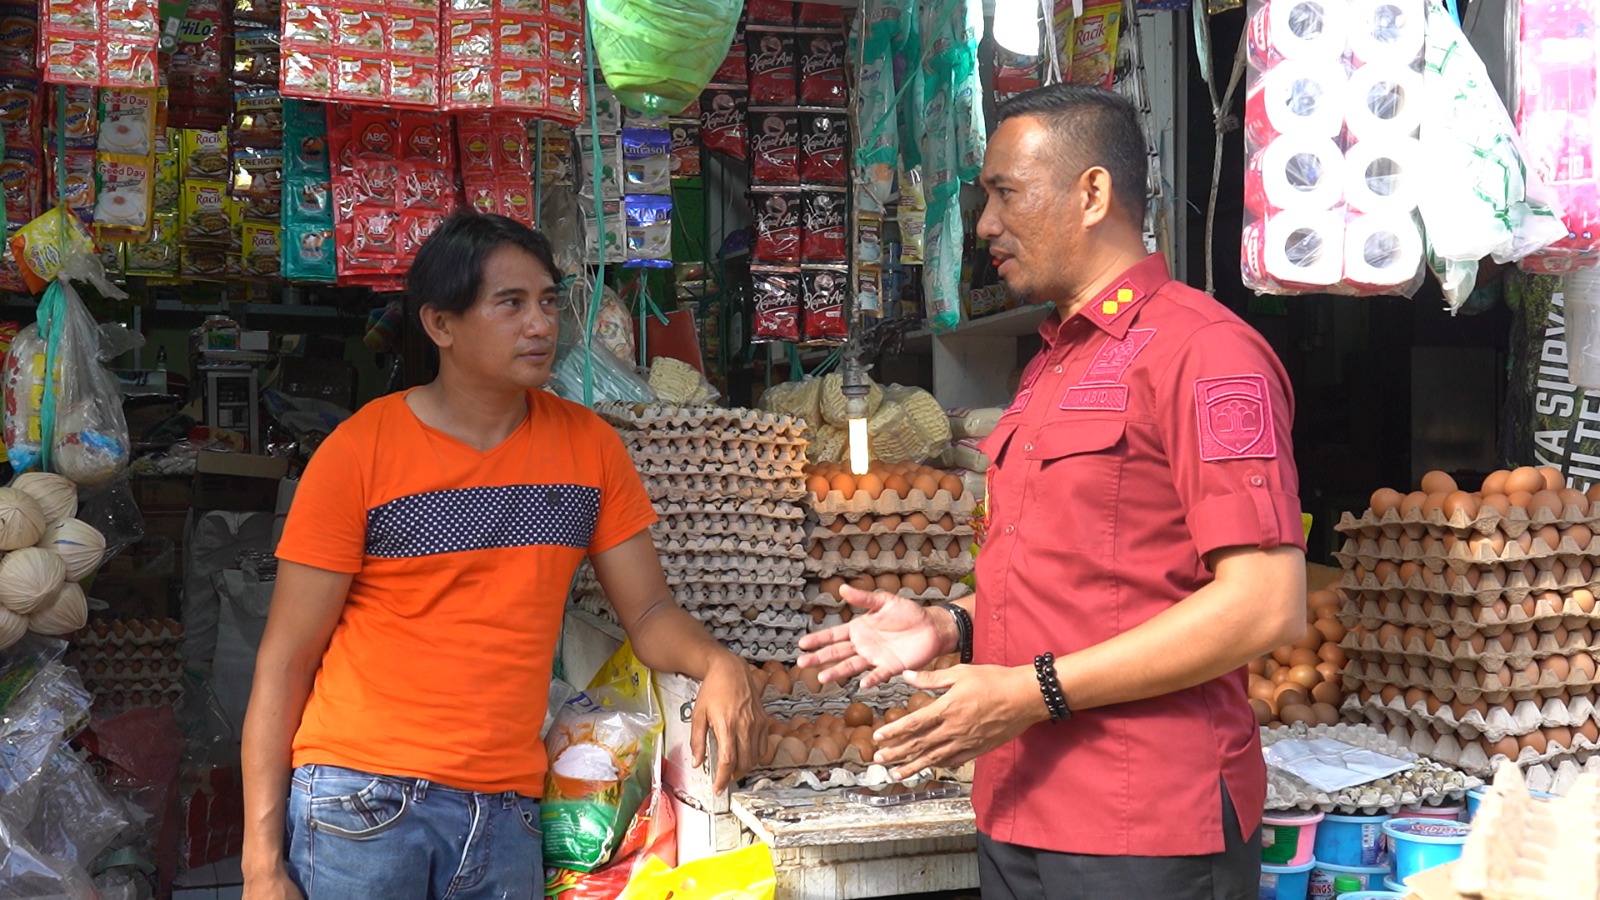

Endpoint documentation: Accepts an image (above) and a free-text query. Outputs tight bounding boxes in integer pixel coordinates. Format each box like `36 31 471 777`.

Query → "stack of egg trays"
1333 502 1600 779
70 617 186 713
576 403 811 661
1262 722 1479 813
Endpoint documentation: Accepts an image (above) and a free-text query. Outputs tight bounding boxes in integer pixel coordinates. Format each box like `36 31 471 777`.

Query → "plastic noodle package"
1517 0 1600 273
1239 0 1428 297
1417 0 1566 306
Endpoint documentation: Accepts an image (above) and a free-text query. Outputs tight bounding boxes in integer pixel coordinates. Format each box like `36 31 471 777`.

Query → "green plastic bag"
589 0 741 115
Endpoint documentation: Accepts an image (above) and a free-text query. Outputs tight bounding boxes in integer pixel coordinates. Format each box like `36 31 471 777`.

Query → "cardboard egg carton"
803 581 973 607
658 536 809 560
596 401 809 443
755 680 924 711
1453 761 1600 899
575 579 809 610
808 531 975 559
633 458 808 481
1336 534 1600 575
707 623 810 647
1386 724 1600 778
803 546 975 579
652 517 807 544
1341 657 1598 704
1338 593 1599 638
1343 691 1598 743
661 556 805 580
627 437 808 466
1261 722 1479 814
808 519 974 543
92 686 185 714
654 500 807 521
745 760 974 792
727 640 800 662
1338 564 1588 605
77 618 184 649
694 606 810 629
1339 628 1599 672
810 488 978 522
1335 504 1599 540
642 472 807 503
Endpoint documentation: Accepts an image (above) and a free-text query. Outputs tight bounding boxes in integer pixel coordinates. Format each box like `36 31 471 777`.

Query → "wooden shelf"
901 304 1053 354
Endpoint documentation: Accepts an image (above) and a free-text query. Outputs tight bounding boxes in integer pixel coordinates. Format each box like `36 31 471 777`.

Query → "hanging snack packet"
49 86 98 150
1067 1 1122 89
798 31 846 106
232 147 284 223
577 132 622 201
699 85 748 160
9 207 96 292
749 107 799 185
747 27 798 105
713 23 748 83
751 265 802 341
240 220 281 277
747 0 794 26
751 187 801 263
234 28 281 86
799 108 846 184
51 151 96 224
668 119 701 179
98 88 155 156
585 197 625 264
94 154 154 241
232 88 284 148
803 264 848 341
283 223 334 280
584 81 623 134
621 128 671 195
624 195 673 268
802 186 846 262
123 213 177 275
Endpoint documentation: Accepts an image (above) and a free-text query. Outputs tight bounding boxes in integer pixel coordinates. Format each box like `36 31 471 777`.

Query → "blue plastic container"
1466 785 1557 821
1382 818 1471 882
1339 894 1404 900
1309 859 1391 894
1384 876 1405 892
1313 812 1391 866
1259 859 1315 900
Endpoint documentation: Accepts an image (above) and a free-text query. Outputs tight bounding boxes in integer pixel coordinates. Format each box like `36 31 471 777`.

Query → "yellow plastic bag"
616 844 776 900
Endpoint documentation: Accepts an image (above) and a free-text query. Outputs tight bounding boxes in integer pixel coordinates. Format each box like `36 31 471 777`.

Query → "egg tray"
807 521 975 543
69 656 183 682
661 557 805 581
1335 505 1600 540
573 580 809 610
626 437 808 465
657 537 809 561
82 674 183 694
1336 535 1600 575
691 606 811 629
744 760 973 793
91 687 185 714
652 518 807 544
1372 721 1600 779
1455 764 1599 900
642 474 808 503
1337 629 1600 673
1261 722 1479 814
596 401 808 439
1337 565 1595 606
654 500 807 521
575 565 808 593
807 532 975 561
1342 691 1599 742
755 682 929 714
632 460 809 484
809 488 978 522
1337 593 1600 638
1340 658 1598 704
727 641 801 663
707 624 809 647
804 582 974 607
804 548 975 580
77 618 184 648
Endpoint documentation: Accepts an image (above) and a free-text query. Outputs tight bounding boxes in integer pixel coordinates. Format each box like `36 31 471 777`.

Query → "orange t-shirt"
275 388 657 796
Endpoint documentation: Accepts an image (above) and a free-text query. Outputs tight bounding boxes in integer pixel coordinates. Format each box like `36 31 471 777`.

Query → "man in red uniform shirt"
799 84 1307 898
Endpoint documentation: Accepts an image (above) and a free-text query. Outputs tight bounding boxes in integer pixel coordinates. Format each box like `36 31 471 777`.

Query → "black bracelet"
1035 653 1071 723
941 603 973 664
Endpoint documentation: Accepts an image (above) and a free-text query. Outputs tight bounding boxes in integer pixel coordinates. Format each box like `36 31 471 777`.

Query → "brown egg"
1486 735 1520 760
813 735 844 761
1249 658 1267 677
1518 730 1548 754
1286 648 1319 668
1561 488 1591 515
827 517 846 534
1288 664 1322 689
1509 490 1535 511
936 514 957 530
1442 491 1480 520
1248 677 1277 703
1536 524 1562 552
875 574 902 594
1377 623 1404 647
1274 684 1310 709
901 573 928 594
892 542 911 560
844 702 874 728
946 542 963 559
761 733 782 765
820 576 846 600
807 474 832 497
1316 661 1341 683
857 473 885 500
766 664 794 695
1481 470 1511 495
938 474 965 498
809 543 826 560
1380 685 1403 704
1571 653 1597 682
814 713 840 733
1314 619 1347 646
1421 471 1459 494
883 474 911 498
1279 703 1316 726
1580 720 1600 744
847 737 876 761
1543 655 1572 682
878 514 903 531
1421 492 1448 518
857 515 876 531
796 666 823 694
1370 488 1405 516
1481 493 1513 516
1399 491 1428 518
906 512 931 531
928 575 953 594
1249 698 1273 725
911 474 941 497
883 707 907 723
774 736 809 766
830 472 857 496
849 574 876 593
1310 702 1340 725
1540 466 1567 491
1405 687 1428 709
1507 466 1546 495
1311 680 1342 705
907 691 936 712
1530 490 1565 519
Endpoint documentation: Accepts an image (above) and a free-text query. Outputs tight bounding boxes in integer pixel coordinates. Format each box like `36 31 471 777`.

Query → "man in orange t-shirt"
240 212 763 900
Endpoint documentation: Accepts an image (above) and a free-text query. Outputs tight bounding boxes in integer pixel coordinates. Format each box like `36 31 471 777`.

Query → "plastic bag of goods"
1516 0 1600 274
542 642 662 873
590 0 742 115
1418 0 1567 307
1240 0 1427 297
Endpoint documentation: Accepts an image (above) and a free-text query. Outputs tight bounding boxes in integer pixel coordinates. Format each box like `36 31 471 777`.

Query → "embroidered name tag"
1082 328 1156 384
1061 385 1129 411
1003 389 1033 417
1194 374 1277 461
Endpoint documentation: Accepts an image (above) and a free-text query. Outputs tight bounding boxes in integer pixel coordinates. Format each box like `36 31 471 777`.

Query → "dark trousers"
976 787 1261 900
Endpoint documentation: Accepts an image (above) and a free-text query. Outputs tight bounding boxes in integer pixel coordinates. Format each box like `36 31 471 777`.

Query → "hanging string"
1039 0 1064 85
40 85 72 472
1202 26 1248 296
581 22 608 407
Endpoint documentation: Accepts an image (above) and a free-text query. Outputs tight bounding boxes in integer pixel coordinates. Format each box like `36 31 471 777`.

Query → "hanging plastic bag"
1418 0 1566 307
589 0 743 115
614 844 776 900
541 642 662 873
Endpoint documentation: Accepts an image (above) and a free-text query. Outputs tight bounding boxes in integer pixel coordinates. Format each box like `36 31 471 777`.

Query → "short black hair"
995 84 1149 220
405 209 563 319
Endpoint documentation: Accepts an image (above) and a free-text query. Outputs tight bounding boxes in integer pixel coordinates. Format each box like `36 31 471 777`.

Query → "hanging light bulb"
841 344 871 476
992 0 1043 56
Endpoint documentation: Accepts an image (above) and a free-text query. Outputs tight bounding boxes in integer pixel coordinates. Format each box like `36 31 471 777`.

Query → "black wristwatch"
940 602 973 664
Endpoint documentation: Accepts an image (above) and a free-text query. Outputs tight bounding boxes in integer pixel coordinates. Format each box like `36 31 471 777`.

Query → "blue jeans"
286 764 543 900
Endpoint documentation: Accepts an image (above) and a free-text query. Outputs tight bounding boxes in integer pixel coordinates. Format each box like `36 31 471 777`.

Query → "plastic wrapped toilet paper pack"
1517 0 1600 274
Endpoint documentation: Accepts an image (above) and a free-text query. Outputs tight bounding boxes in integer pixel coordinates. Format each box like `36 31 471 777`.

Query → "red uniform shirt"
972 254 1304 857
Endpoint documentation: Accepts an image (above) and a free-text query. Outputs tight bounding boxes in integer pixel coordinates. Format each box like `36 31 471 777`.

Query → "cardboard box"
134 475 195 512
670 792 748 864
192 452 288 512
658 671 730 814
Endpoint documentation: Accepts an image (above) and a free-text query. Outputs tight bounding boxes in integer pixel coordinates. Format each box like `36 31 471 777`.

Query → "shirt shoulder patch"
1081 328 1157 385
1194 374 1277 461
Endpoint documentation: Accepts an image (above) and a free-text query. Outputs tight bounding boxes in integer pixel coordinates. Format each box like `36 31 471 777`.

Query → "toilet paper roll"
1244 210 1346 290
1346 64 1424 141
1246 136 1347 215
1345 212 1424 289
1345 137 1422 214
1348 0 1425 66
1245 60 1349 146
1246 0 1350 70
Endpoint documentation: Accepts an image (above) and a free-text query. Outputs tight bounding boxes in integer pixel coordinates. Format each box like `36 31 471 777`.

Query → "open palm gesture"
797 586 949 689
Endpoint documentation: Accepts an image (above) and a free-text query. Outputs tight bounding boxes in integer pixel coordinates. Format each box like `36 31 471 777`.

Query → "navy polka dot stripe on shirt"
364 484 602 558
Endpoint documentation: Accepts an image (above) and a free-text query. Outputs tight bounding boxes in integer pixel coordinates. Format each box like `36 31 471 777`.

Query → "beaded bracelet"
941 603 974 664
1034 652 1071 723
